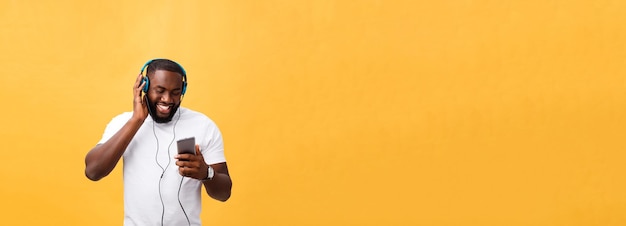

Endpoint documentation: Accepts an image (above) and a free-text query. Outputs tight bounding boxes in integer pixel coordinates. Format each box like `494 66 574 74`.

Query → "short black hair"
146 59 186 79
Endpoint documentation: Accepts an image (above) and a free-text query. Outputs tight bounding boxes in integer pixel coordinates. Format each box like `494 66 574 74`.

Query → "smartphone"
177 137 196 155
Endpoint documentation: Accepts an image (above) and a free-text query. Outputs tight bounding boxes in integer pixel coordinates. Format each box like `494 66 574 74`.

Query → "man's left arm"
202 162 232 202
175 145 232 202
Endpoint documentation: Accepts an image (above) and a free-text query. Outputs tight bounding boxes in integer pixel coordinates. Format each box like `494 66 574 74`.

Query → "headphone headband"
140 59 187 95
140 59 187 78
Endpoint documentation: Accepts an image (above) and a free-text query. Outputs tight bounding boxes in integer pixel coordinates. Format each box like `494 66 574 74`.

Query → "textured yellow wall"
1 1 625 225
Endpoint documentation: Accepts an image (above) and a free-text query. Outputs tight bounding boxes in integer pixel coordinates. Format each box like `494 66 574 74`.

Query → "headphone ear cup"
142 76 150 93
181 81 187 95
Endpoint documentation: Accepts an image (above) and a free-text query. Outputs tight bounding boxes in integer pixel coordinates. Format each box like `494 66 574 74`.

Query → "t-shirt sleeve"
202 121 227 165
97 112 132 145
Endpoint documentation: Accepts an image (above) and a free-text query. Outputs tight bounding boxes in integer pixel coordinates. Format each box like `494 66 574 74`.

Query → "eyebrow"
155 85 182 91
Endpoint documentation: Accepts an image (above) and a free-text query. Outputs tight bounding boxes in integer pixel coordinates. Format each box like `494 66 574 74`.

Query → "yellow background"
1 1 625 225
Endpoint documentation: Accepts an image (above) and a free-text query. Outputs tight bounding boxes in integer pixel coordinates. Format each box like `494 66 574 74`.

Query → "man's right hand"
132 73 149 122
85 73 149 181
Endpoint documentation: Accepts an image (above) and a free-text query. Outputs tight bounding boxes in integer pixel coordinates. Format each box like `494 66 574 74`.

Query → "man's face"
145 69 184 123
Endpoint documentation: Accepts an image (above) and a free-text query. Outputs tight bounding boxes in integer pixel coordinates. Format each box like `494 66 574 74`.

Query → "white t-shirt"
98 107 226 226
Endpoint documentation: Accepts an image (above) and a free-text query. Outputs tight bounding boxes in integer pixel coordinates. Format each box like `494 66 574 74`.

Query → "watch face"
208 166 214 179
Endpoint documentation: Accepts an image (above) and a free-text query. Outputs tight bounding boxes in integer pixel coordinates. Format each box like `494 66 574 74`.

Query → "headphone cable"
154 105 183 226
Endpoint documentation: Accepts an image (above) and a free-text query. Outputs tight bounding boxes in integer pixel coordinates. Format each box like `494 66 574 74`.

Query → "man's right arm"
84 117 144 181
84 73 149 181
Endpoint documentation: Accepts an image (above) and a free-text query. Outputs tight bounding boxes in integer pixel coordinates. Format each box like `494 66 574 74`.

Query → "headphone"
140 59 188 95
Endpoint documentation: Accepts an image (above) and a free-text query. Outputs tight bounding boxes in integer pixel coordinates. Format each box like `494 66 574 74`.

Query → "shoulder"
179 107 217 125
105 111 133 127
178 107 222 136
110 111 133 122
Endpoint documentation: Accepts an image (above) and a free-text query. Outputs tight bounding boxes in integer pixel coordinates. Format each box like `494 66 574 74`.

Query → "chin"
149 105 180 123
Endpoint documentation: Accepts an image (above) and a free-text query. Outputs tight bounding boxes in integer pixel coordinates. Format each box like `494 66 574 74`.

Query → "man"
85 59 232 226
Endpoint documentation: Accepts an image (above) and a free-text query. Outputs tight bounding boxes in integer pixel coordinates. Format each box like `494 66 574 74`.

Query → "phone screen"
177 137 196 155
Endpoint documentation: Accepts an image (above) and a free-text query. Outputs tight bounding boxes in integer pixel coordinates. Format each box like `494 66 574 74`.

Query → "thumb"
195 144 202 156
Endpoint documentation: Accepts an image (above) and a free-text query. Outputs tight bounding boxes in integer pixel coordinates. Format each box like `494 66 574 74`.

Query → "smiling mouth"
157 103 173 115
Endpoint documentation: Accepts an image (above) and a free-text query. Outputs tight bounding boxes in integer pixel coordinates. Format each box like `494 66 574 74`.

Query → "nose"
160 92 173 103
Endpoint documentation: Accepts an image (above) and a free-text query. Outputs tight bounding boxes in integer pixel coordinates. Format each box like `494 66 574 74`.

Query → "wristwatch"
203 166 214 181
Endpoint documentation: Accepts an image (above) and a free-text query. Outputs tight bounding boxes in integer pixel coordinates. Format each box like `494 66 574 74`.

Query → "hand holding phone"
177 137 196 155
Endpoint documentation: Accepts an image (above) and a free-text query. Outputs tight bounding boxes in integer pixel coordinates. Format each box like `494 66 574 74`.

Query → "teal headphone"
140 59 187 95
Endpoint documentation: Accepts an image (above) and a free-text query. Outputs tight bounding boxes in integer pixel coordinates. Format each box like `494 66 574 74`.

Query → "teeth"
158 105 171 110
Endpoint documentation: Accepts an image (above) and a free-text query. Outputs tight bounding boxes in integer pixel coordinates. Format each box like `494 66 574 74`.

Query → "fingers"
177 161 191 176
179 167 195 177
176 147 206 179
175 157 194 167
133 74 145 106
135 73 143 86
178 162 201 178
175 155 202 169
176 153 195 162
131 73 148 119
176 146 203 161
179 166 188 176
135 74 145 94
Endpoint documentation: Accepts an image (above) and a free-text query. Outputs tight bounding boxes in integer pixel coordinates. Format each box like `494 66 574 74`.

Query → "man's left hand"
175 144 208 180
